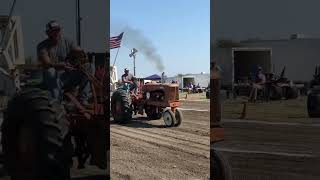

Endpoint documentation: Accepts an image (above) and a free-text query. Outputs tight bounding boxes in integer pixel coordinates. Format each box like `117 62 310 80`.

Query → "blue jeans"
42 63 92 102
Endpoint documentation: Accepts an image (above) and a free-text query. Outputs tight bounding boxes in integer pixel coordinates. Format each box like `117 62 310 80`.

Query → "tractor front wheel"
174 109 183 127
163 109 176 127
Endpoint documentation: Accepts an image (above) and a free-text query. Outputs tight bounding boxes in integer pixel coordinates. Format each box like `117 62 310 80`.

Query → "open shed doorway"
233 49 271 83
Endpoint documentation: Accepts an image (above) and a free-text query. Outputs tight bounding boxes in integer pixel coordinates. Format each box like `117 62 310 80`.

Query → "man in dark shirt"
121 68 137 92
37 20 91 104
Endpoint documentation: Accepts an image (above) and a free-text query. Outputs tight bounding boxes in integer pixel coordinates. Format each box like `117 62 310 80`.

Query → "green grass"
221 96 315 123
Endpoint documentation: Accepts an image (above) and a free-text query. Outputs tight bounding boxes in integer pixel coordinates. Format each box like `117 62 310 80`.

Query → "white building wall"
215 39 320 86
167 74 210 89
193 74 210 88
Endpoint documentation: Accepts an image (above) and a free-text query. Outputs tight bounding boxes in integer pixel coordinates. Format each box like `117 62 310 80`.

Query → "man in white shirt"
249 67 266 102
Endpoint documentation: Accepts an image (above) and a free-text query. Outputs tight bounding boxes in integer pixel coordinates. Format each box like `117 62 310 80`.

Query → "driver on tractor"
37 20 92 105
121 68 137 93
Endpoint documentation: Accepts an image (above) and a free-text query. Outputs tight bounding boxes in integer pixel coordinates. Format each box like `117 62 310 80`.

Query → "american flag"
110 32 124 49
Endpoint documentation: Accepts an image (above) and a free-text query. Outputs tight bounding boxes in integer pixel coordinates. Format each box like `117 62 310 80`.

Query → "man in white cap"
37 20 91 104
121 68 137 92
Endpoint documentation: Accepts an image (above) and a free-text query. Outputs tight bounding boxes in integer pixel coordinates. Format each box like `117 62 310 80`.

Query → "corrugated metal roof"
240 38 320 43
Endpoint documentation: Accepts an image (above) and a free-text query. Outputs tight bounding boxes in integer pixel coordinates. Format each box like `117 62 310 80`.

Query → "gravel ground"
214 96 320 180
110 100 210 180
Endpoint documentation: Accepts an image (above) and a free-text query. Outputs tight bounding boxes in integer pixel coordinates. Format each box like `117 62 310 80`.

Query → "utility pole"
129 48 138 76
76 0 81 46
133 55 136 76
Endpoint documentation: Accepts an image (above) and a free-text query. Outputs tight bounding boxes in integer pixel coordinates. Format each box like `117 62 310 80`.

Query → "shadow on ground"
72 175 108 180
111 117 167 128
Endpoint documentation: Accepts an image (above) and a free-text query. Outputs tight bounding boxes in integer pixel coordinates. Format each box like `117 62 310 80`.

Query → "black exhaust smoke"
111 22 165 72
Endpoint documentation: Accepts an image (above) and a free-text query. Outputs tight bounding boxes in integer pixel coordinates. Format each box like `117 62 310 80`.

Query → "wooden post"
240 102 247 119
211 61 221 128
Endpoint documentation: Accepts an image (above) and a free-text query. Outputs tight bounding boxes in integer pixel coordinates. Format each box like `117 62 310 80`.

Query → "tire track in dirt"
110 101 210 179
174 110 210 128
123 110 210 136
137 127 210 145
215 118 320 180
219 120 320 155
111 126 209 158
113 125 209 148
213 149 320 180
182 120 209 127
111 133 210 180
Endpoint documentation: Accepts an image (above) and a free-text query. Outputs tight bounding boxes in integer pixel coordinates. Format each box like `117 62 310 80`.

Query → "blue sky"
110 0 210 78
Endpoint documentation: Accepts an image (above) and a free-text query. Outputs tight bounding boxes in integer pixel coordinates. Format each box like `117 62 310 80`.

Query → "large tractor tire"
111 89 132 123
1 88 72 180
285 86 299 99
307 90 320 118
212 150 232 180
269 86 282 100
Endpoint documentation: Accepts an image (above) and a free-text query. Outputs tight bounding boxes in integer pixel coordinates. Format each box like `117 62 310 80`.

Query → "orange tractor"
111 80 183 127
1 50 109 179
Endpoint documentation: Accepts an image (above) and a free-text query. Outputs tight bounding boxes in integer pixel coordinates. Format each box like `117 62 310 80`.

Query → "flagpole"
108 32 124 86
112 47 121 67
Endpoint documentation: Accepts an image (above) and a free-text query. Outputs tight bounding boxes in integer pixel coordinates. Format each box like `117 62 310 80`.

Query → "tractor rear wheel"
111 89 132 123
212 150 232 180
307 89 320 118
163 109 176 127
174 109 183 127
1 88 72 180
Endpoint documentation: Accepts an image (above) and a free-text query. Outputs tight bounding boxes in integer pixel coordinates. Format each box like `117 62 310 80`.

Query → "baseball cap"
124 68 129 71
46 20 61 33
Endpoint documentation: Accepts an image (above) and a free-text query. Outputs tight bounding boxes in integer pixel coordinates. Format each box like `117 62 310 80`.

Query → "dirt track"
111 97 320 180
214 97 320 180
1 95 319 179
110 100 210 180
214 120 320 180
